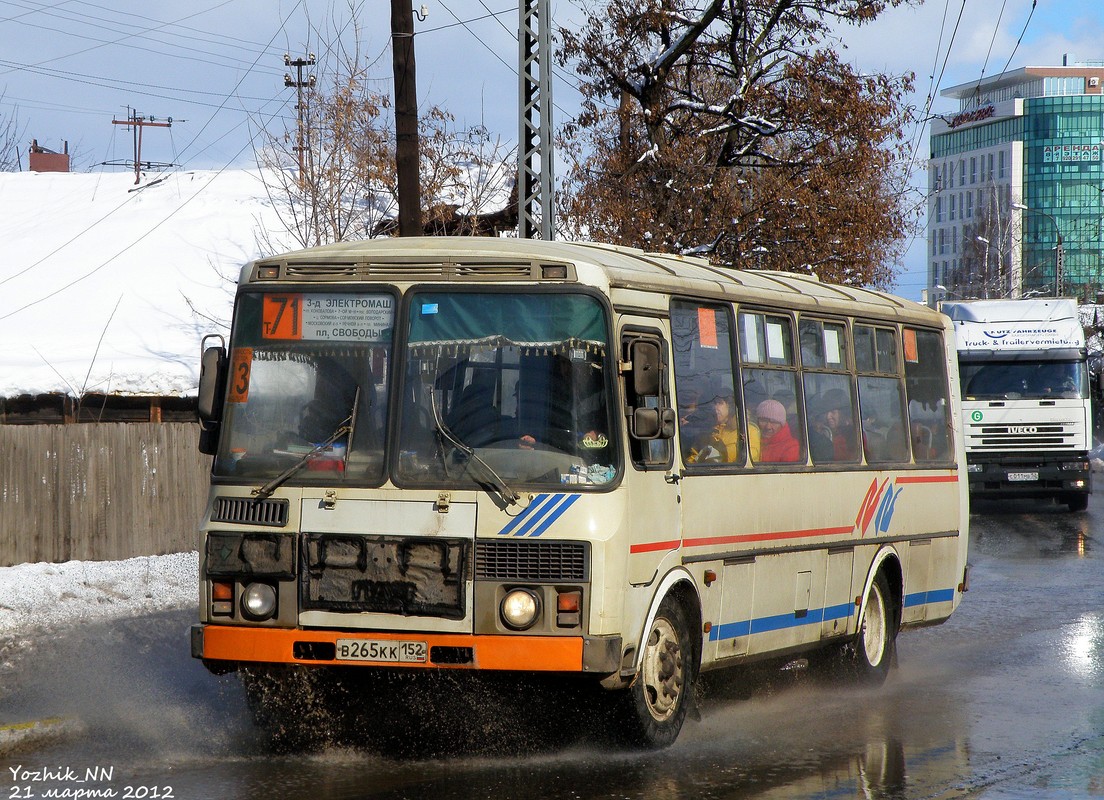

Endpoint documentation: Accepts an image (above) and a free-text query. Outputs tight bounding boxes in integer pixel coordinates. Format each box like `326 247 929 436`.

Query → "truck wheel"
1065 493 1089 512
618 595 697 748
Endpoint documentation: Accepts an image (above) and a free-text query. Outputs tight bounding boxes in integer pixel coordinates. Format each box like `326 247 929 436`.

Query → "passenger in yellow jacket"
688 394 747 464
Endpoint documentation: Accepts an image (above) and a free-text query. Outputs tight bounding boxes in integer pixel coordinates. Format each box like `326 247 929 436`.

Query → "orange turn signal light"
212 581 234 601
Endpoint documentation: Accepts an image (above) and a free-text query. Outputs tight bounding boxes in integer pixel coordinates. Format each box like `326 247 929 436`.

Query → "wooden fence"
0 423 211 567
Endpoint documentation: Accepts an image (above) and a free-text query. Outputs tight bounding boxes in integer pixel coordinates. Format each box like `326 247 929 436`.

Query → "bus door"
619 322 681 587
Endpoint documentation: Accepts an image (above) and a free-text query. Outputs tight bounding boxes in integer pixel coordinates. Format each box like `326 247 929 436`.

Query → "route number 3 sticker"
228 347 253 403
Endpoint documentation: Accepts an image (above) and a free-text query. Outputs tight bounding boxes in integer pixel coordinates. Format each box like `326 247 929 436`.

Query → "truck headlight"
967 463 983 473
500 588 541 630
1061 462 1089 471
241 582 278 620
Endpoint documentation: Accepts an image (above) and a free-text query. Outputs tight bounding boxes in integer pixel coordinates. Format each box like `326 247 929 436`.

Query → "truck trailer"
942 298 1092 511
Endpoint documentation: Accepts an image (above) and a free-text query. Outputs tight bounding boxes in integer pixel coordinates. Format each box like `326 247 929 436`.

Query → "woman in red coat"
755 398 801 463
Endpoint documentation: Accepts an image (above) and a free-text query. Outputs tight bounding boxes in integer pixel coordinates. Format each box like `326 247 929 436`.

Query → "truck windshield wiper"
429 386 520 508
253 388 360 501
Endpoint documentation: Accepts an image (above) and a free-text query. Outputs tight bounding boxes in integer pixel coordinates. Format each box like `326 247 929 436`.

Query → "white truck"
942 298 1092 512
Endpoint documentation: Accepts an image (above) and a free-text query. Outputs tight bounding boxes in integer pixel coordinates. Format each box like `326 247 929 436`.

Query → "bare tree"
0 93 27 171
254 10 517 251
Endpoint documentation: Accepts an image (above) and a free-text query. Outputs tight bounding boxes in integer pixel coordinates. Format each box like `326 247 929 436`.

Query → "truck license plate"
336 639 428 663
1008 472 1039 482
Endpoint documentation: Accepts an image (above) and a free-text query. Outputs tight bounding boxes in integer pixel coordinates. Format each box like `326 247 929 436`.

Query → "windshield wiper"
429 386 520 508
253 388 360 500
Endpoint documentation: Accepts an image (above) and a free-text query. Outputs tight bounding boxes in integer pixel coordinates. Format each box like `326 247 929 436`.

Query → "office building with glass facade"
929 58 1104 302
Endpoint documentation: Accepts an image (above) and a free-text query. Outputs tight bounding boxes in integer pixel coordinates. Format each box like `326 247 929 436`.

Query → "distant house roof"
0 168 286 398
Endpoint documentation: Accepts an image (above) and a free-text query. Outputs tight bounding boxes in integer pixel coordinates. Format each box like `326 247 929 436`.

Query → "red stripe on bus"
629 539 682 554
895 475 960 484
683 526 854 548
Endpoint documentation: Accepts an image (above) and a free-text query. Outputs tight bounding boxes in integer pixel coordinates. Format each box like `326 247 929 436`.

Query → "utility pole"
284 53 316 180
391 0 422 236
106 107 175 184
518 0 554 239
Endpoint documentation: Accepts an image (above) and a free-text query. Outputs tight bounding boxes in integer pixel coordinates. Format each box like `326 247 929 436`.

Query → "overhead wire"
0 0 302 304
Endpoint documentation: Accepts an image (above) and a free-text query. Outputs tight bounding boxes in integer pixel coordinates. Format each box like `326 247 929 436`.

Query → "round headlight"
241 582 278 620
500 588 541 630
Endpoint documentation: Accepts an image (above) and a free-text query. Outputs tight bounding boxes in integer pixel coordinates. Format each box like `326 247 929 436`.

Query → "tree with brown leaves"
557 0 919 288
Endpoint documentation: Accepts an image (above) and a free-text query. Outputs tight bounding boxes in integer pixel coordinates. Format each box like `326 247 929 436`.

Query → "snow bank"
0 552 198 636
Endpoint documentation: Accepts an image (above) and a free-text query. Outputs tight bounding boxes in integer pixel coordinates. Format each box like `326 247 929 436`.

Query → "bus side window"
904 328 953 462
855 324 908 463
671 301 742 467
740 310 804 465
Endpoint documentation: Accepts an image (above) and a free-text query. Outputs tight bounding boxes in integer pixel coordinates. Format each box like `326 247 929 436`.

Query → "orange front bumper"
194 624 585 672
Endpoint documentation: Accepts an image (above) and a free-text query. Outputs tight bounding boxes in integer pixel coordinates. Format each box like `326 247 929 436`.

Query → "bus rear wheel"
618 595 697 749
847 571 897 685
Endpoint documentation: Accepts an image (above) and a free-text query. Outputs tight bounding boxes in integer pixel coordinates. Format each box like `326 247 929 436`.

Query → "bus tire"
847 571 897 685
619 595 697 749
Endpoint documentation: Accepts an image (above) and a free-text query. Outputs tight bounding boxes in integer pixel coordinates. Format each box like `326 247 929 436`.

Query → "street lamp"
1012 202 1064 297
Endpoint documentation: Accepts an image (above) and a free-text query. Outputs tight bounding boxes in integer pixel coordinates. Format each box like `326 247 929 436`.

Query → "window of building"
998 149 1006 179
949 194 956 220
970 157 977 183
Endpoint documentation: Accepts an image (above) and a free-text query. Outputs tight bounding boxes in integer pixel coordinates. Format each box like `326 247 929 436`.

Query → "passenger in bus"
677 386 712 452
686 391 742 463
807 389 858 463
756 399 801 463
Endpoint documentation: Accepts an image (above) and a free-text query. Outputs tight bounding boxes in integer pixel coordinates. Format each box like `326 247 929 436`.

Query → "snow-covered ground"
0 552 198 637
0 169 288 397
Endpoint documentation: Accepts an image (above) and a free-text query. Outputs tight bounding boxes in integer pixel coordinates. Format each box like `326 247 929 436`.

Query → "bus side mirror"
633 407 676 440
198 344 227 422
631 340 662 396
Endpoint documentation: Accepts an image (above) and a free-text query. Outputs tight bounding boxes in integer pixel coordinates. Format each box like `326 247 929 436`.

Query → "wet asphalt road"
3 492 1104 800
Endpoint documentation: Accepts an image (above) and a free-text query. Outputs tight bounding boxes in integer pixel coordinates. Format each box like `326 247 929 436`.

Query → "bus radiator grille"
475 540 589 581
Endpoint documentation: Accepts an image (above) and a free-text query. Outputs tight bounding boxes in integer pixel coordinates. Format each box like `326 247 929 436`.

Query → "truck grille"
475 540 588 581
966 422 1076 450
211 497 289 527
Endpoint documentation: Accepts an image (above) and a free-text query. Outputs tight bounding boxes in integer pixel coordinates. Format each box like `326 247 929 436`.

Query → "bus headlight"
241 582 278 620
500 588 541 630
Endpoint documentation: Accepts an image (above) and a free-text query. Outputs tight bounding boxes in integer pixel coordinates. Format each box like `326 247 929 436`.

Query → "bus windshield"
960 359 1087 401
212 291 394 484
396 291 618 489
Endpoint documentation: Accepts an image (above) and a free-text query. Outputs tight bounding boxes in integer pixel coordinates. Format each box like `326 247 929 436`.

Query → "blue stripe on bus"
527 494 581 537
707 592 953 642
497 493 581 537
903 588 955 607
496 493 550 537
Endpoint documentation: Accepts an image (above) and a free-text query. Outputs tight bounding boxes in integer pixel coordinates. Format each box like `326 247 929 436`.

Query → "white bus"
191 237 970 749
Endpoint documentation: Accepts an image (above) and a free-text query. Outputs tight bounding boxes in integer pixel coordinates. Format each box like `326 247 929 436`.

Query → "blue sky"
2 1 1102 301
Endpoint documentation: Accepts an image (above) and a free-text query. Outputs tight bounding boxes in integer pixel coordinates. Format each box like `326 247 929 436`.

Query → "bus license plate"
336 639 428 663
1008 472 1039 482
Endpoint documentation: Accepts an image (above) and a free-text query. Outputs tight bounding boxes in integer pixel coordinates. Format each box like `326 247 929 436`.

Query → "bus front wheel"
619 595 697 748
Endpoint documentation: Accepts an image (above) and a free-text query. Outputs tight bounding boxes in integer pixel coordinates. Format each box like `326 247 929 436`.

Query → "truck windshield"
960 360 1087 401
396 291 618 489
212 291 394 485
